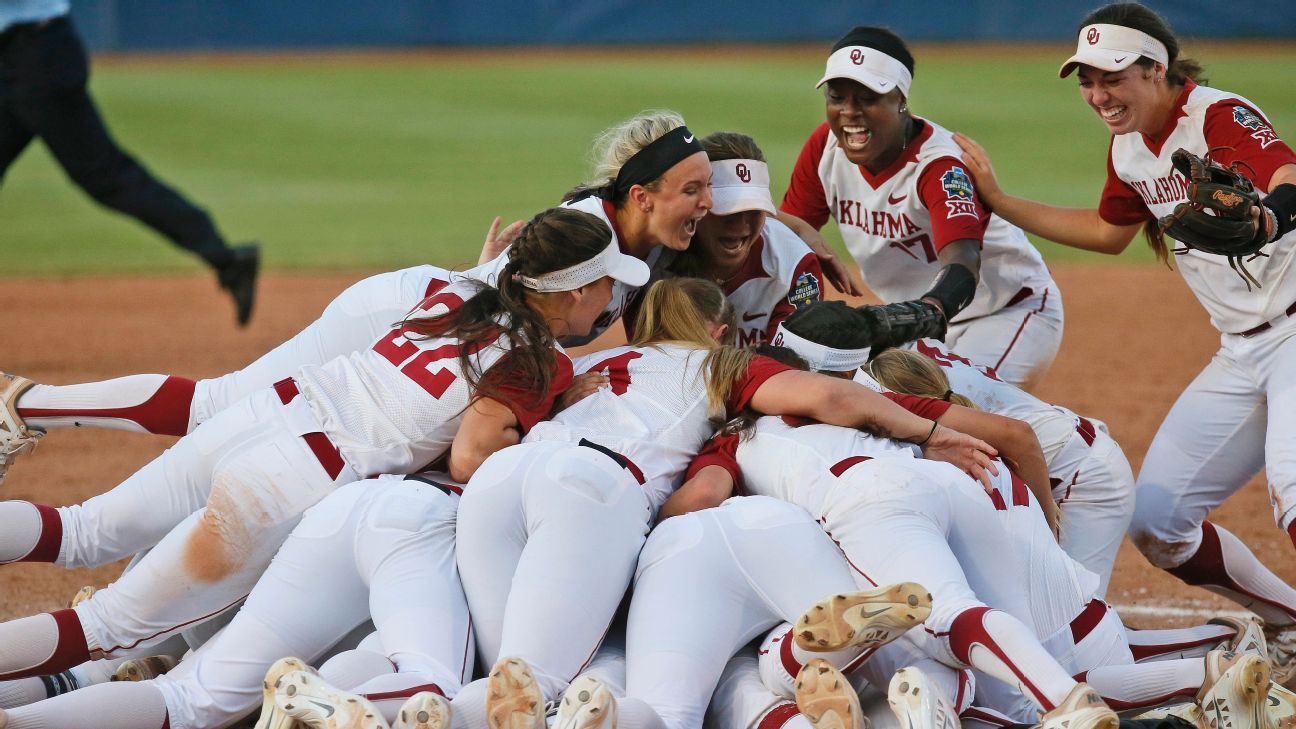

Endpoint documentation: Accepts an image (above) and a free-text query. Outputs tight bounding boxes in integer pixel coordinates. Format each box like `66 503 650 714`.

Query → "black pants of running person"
0 15 233 269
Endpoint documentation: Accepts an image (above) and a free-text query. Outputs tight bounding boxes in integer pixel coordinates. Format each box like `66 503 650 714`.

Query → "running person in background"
0 209 640 727
0 110 712 485
779 26 1063 389
954 2 1296 678
664 131 825 348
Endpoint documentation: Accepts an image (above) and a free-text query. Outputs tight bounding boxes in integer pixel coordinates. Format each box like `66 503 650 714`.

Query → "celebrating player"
778 26 1063 388
0 208 648 720
955 2 1296 677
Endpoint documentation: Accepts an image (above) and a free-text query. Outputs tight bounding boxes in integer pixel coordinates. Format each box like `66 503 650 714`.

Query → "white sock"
757 624 869 699
948 608 1076 712
0 614 77 679
0 680 168 729
1084 659 1203 711
1125 624 1233 662
616 697 670 729
449 677 488 729
19 376 192 436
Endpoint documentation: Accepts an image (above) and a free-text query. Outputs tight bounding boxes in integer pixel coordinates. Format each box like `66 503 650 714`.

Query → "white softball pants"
155 475 472 729
455 440 652 702
946 284 1064 390
1054 428 1137 597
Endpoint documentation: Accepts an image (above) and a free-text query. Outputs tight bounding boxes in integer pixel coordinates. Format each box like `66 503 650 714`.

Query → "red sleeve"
1097 137 1152 226
883 391 953 420
727 355 796 415
1203 100 1296 192
915 157 991 252
766 252 825 339
685 432 745 495
483 350 574 433
779 123 833 230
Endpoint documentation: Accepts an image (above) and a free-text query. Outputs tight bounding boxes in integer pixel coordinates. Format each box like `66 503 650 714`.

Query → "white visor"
816 46 913 97
709 159 777 216
1059 24 1169 78
515 240 649 292
771 322 872 373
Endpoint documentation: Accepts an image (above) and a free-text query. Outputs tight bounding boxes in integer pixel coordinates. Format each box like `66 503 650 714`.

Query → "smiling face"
824 78 908 171
566 275 615 337
694 209 766 280
639 151 714 251
1077 62 1167 136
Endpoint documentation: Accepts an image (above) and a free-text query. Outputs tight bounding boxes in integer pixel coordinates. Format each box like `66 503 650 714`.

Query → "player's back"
527 343 718 511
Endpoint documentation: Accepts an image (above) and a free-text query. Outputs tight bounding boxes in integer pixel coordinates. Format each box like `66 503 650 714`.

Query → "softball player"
779 26 1063 388
0 110 713 483
0 209 642 722
662 131 825 348
446 277 997 729
956 2 1296 681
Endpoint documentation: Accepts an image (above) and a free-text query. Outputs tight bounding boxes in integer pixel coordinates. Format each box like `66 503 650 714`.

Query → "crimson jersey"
714 218 824 348
1099 80 1296 333
297 279 573 477
781 118 1053 321
526 345 791 513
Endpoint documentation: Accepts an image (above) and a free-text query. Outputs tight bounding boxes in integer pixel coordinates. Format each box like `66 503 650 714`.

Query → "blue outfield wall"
73 0 1296 51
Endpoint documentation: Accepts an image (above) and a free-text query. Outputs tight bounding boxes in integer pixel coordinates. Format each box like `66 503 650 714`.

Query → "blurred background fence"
73 0 1296 51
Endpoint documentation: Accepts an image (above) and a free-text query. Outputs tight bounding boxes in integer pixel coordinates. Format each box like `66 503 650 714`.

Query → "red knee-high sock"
0 610 91 682
1166 521 1296 626
948 607 1076 712
17 375 196 436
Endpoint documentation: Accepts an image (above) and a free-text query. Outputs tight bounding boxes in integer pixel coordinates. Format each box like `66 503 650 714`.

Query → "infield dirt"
0 263 1287 626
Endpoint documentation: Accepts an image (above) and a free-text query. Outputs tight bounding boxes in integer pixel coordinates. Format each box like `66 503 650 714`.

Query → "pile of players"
2 4 1296 729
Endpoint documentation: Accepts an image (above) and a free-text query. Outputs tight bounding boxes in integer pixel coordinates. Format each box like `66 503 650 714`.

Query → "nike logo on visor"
1113 56 1128 63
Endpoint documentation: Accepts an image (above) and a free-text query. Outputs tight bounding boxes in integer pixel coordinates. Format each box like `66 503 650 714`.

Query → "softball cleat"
795 582 932 653
1210 616 1269 658
68 585 97 609
111 655 179 682
254 657 316 729
554 674 617 729
1197 650 1272 729
796 659 864 729
1264 625 1296 691
393 691 452 729
0 372 42 487
1035 683 1119 729
487 657 546 729
888 667 960 729
1267 682 1296 729
273 668 387 729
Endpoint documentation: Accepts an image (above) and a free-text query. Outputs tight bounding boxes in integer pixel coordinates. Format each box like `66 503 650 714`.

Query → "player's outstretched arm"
448 396 521 483
658 465 735 522
953 132 1141 254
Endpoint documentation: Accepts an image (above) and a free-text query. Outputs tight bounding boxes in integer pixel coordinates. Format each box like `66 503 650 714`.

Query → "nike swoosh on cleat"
307 700 336 718
858 607 893 618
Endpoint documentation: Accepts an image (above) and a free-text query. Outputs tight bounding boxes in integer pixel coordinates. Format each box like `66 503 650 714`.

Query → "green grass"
2 43 1294 276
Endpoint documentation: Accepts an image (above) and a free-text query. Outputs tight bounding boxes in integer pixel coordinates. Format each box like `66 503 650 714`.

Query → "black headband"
605 126 704 201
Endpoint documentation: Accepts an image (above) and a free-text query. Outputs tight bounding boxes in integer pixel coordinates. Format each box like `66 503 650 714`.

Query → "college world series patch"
1232 106 1279 149
787 271 821 309
941 166 979 219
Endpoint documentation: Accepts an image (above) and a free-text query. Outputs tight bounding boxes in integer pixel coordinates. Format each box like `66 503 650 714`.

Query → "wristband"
916 419 939 446
922 262 978 319
1263 183 1296 241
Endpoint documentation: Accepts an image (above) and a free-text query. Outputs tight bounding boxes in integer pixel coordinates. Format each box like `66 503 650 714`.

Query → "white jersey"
732 416 917 514
1101 81 1296 334
526 344 788 513
782 118 1054 321
718 218 824 348
297 279 569 477
906 338 1092 488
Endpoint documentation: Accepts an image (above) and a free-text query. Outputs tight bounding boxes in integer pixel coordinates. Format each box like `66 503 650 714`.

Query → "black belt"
578 439 645 485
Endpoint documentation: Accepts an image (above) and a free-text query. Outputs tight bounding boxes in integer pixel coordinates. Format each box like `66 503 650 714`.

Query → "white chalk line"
1110 602 1251 620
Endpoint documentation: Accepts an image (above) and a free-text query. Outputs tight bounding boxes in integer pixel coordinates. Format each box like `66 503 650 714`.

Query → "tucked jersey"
526 345 792 513
715 218 825 348
1099 80 1296 333
907 338 1092 489
297 279 573 478
782 118 1054 321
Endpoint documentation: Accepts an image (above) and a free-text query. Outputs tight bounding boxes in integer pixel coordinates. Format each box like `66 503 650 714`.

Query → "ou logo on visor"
1086 27 1100 45
849 48 865 65
736 163 752 183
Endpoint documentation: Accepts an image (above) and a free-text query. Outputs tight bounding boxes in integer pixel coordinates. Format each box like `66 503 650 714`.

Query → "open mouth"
682 217 699 239
716 235 749 254
1099 105 1128 124
842 125 872 151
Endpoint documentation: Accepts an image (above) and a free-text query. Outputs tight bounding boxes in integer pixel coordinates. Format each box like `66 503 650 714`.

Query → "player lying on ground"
776 26 1063 388
0 109 714 485
953 1 1296 675
0 208 646 725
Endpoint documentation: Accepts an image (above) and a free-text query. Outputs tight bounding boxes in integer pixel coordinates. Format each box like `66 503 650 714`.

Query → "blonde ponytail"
864 349 980 410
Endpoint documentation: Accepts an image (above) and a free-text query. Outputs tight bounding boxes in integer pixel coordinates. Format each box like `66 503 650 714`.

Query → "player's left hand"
554 372 609 412
920 425 999 491
478 216 526 264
